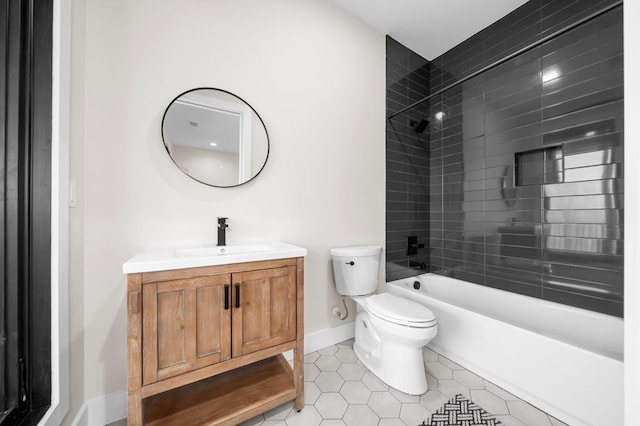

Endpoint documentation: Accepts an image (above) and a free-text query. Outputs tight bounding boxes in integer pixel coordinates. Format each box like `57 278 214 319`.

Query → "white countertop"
123 241 307 274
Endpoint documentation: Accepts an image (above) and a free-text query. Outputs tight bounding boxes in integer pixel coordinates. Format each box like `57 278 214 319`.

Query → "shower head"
410 119 429 134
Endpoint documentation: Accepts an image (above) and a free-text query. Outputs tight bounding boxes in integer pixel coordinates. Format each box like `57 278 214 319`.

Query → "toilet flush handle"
345 261 355 266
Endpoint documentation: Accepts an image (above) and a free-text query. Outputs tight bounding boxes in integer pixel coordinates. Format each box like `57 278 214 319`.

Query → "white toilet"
330 245 437 395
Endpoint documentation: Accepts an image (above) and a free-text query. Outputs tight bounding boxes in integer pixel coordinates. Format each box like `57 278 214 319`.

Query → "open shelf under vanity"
143 355 296 425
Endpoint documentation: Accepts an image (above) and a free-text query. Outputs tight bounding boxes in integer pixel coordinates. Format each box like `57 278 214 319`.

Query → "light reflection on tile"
418 5 624 319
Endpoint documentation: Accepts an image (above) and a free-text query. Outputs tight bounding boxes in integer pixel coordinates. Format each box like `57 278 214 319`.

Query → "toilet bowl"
330 246 437 395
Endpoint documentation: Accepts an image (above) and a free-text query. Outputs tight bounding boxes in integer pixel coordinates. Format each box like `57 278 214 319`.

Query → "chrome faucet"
217 217 228 246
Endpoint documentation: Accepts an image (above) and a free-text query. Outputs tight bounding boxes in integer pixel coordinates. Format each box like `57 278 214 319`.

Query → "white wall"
67 0 88 422
66 0 385 416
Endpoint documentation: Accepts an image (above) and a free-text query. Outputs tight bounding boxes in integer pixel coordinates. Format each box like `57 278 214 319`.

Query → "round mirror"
161 88 269 187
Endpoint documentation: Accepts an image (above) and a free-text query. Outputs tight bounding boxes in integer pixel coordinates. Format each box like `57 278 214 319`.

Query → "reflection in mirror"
162 88 269 187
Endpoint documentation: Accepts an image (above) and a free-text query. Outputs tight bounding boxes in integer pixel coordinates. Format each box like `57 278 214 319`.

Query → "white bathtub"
386 273 624 426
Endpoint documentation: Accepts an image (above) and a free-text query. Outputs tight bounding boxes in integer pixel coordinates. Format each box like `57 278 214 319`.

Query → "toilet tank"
330 245 382 296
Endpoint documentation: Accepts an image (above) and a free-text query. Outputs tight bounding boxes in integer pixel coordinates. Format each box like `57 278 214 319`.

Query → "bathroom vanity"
123 242 306 425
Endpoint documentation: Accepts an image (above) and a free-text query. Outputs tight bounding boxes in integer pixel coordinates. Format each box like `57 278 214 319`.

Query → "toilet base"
353 310 434 395
354 339 428 395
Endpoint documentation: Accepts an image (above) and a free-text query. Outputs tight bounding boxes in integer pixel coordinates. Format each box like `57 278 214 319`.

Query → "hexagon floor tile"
112 339 569 426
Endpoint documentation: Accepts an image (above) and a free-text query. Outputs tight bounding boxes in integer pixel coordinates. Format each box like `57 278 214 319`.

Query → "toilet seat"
365 293 437 328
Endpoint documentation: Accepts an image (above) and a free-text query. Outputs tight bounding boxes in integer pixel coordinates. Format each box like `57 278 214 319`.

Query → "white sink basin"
123 241 307 274
176 243 273 257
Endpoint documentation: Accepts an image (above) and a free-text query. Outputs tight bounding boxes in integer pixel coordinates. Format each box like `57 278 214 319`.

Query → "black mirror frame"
161 87 270 188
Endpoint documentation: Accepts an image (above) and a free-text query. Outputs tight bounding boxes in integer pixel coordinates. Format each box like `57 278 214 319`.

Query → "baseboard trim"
70 322 355 425
69 401 87 426
305 320 355 354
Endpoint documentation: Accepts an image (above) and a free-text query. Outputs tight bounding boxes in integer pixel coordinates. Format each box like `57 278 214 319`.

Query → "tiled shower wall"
386 0 624 316
386 37 430 282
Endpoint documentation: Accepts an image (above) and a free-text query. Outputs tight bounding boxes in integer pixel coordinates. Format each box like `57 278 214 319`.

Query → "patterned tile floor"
238 339 568 426
108 339 568 426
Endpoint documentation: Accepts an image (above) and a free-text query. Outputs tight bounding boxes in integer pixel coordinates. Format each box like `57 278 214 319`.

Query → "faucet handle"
217 217 229 228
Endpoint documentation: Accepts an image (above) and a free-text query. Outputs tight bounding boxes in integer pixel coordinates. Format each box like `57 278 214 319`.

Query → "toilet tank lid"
330 245 382 257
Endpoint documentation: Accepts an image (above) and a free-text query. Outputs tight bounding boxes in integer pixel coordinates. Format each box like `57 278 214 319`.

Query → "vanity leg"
294 341 304 411
128 391 142 426
295 258 305 411
128 275 143 424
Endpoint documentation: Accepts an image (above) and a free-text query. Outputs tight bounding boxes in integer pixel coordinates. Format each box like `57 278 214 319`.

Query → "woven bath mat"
420 394 503 426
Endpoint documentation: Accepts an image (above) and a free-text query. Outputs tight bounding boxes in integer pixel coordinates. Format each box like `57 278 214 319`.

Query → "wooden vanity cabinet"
127 258 304 425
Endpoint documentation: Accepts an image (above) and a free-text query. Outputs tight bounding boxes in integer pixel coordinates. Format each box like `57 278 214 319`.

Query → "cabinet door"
232 266 296 357
142 274 231 384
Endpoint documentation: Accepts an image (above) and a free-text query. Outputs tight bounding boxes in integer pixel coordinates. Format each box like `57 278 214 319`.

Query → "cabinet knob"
224 284 230 310
235 284 241 308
